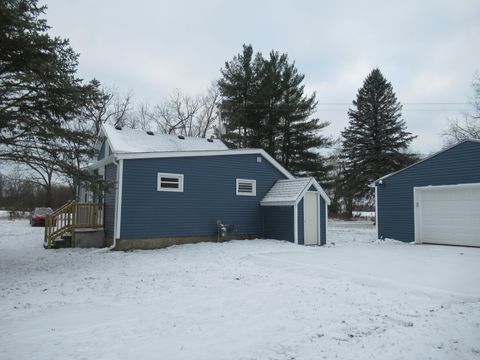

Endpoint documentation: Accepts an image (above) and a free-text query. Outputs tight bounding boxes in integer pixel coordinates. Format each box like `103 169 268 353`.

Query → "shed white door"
304 192 319 245
414 183 480 247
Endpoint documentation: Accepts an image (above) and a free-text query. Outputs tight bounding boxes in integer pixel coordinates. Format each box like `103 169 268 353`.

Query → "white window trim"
157 172 184 192
236 179 256 196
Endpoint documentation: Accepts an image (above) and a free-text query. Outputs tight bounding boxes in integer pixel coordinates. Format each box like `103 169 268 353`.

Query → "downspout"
110 158 123 250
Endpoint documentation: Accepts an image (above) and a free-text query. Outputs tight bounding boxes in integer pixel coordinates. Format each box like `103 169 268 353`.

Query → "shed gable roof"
101 123 228 153
373 139 480 186
261 177 331 206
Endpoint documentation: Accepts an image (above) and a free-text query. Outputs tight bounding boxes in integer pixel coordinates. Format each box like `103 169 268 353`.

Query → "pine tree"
217 44 263 148
341 68 417 216
218 45 331 179
275 57 330 178
0 0 106 201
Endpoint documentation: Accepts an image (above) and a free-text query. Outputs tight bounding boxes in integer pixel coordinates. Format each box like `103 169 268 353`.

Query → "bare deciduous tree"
112 89 134 128
131 102 154 131
150 84 220 138
151 89 201 135
195 83 220 138
82 83 134 133
444 74 480 144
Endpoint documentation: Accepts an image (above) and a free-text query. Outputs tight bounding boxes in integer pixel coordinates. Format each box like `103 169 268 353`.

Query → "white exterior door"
414 183 480 247
304 192 319 245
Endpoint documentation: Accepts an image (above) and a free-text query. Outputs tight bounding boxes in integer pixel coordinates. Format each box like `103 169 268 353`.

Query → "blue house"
374 140 480 247
82 124 330 250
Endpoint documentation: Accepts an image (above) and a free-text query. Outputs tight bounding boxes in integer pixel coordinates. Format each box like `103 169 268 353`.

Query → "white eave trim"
414 182 480 191
260 177 331 207
295 178 331 206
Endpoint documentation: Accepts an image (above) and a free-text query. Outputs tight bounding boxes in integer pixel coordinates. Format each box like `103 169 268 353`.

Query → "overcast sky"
44 0 480 154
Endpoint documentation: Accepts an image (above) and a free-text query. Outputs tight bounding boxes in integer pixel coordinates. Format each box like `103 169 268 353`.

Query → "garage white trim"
414 183 480 247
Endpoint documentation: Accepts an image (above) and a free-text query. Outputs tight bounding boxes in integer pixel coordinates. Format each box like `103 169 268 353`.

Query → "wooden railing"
44 201 103 249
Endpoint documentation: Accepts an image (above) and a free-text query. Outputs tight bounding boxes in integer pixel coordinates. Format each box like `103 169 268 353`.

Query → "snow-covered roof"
261 177 330 206
101 124 228 153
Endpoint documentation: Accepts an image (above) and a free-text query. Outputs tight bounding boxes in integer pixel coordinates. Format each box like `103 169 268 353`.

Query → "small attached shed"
261 178 330 245
374 140 480 247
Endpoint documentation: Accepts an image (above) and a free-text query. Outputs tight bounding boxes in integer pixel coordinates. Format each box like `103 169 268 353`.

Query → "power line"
316 109 471 112
316 102 469 105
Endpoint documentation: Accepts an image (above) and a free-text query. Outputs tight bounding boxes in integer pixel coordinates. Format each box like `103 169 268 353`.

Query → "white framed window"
236 179 256 196
157 173 184 192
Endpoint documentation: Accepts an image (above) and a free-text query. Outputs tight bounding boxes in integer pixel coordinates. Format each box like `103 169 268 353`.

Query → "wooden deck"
44 201 104 248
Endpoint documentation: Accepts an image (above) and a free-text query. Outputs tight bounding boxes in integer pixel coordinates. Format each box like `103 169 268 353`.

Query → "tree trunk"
345 196 353 219
45 184 52 208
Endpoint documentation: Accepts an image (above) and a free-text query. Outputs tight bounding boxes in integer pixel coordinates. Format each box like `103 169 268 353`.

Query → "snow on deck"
1 220 479 359
103 123 228 153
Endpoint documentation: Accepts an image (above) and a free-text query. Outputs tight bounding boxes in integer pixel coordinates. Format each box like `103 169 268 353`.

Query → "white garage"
414 183 480 247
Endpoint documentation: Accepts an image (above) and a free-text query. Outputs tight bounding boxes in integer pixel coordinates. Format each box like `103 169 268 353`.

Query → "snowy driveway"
1 220 479 360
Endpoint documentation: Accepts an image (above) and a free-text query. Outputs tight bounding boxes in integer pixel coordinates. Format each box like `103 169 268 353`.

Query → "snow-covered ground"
1 220 479 360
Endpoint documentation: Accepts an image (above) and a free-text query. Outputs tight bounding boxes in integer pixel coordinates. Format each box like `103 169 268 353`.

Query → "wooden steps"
44 201 104 249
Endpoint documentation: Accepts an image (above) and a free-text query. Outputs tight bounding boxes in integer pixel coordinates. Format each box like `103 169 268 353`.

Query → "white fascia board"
115 148 294 180
294 178 331 206
414 182 480 191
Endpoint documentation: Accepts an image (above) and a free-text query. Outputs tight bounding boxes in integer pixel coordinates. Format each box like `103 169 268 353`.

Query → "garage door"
414 183 480 247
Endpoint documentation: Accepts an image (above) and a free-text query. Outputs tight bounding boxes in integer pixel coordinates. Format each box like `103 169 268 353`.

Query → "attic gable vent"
146 131 154 135
236 179 256 196
177 135 185 140
115 125 122 130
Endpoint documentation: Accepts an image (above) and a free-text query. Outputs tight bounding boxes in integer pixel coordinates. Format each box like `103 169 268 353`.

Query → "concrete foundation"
113 233 261 250
74 228 105 248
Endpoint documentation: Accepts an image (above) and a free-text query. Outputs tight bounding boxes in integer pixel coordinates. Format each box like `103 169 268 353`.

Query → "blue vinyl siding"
120 154 288 239
264 206 294 242
104 163 117 237
320 197 327 245
297 199 304 245
377 141 480 242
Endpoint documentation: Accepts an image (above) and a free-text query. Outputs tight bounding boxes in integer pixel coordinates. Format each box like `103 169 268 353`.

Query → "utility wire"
316 102 469 105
